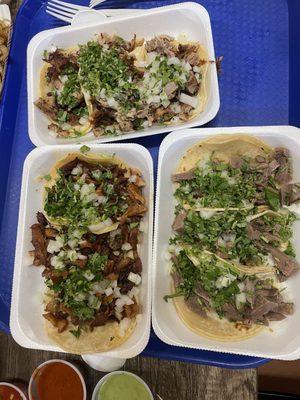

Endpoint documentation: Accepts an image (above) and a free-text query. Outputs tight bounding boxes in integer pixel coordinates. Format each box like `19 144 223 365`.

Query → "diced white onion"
104 287 113 297
199 210 216 219
167 56 181 65
128 272 142 285
236 292 247 309
77 254 87 260
179 93 199 109
122 242 132 251
79 117 88 125
129 175 137 183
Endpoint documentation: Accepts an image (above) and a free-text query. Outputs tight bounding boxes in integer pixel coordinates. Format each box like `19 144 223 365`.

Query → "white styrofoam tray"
152 125 300 360
10 144 153 358
27 2 219 146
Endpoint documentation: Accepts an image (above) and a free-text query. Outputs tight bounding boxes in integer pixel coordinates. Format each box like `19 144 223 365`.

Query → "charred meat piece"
119 203 147 224
178 44 202 66
36 212 49 227
31 223 48 267
35 98 58 120
127 183 145 204
43 313 68 333
146 35 176 56
123 299 139 318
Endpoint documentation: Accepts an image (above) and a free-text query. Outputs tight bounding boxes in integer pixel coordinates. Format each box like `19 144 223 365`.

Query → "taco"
36 33 209 139
30 152 147 354
35 49 91 138
166 134 298 341
168 247 293 341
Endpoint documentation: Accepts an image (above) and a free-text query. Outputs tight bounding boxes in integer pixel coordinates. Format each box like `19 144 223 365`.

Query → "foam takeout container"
153 125 300 360
27 2 219 146
10 143 153 359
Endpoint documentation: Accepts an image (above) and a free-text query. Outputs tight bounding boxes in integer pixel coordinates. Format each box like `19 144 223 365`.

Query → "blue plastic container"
0 0 298 368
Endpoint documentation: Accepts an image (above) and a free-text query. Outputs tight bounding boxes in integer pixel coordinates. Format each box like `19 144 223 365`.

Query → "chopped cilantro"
43 174 51 181
80 145 90 154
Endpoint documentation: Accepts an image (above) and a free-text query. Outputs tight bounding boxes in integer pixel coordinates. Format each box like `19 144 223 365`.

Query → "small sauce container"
0 382 28 400
29 359 86 400
92 371 153 400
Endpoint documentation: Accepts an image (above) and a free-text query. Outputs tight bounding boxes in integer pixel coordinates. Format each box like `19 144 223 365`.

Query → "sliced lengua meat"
265 311 286 321
171 271 182 288
273 147 292 184
250 295 278 321
185 296 207 318
277 302 294 315
171 168 196 182
280 182 300 205
266 245 299 278
229 156 243 169
172 211 187 232
222 303 242 321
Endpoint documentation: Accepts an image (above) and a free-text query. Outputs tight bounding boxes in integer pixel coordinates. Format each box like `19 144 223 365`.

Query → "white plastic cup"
92 371 154 400
82 354 126 372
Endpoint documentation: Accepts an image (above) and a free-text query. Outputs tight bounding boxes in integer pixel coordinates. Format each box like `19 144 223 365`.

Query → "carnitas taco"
30 152 147 353
35 33 209 139
166 134 298 341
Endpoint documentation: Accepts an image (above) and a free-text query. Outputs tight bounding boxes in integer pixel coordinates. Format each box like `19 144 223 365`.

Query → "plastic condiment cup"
0 382 28 400
28 359 87 400
92 371 154 400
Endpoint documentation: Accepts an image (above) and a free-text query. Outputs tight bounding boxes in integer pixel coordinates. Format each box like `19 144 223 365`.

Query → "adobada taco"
30 152 147 353
35 49 91 138
168 247 293 342
43 152 146 234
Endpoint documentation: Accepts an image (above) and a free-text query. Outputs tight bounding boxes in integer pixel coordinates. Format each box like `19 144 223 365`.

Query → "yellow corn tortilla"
45 318 136 354
177 134 273 174
43 152 131 234
172 288 263 342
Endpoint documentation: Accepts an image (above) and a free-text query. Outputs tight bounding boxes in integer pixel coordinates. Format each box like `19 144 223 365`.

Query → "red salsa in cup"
0 384 24 400
30 361 85 400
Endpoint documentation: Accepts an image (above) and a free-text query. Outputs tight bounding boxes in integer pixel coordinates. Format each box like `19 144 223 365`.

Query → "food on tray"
30 361 85 400
166 134 298 341
35 33 209 138
30 152 147 353
0 17 10 94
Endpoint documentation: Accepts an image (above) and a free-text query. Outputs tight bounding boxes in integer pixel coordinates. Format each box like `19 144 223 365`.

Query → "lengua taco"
35 33 209 139
35 49 91 138
166 134 298 341
30 152 147 353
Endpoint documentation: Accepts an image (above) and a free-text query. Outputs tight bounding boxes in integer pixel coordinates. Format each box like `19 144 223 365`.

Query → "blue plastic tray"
0 0 299 368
